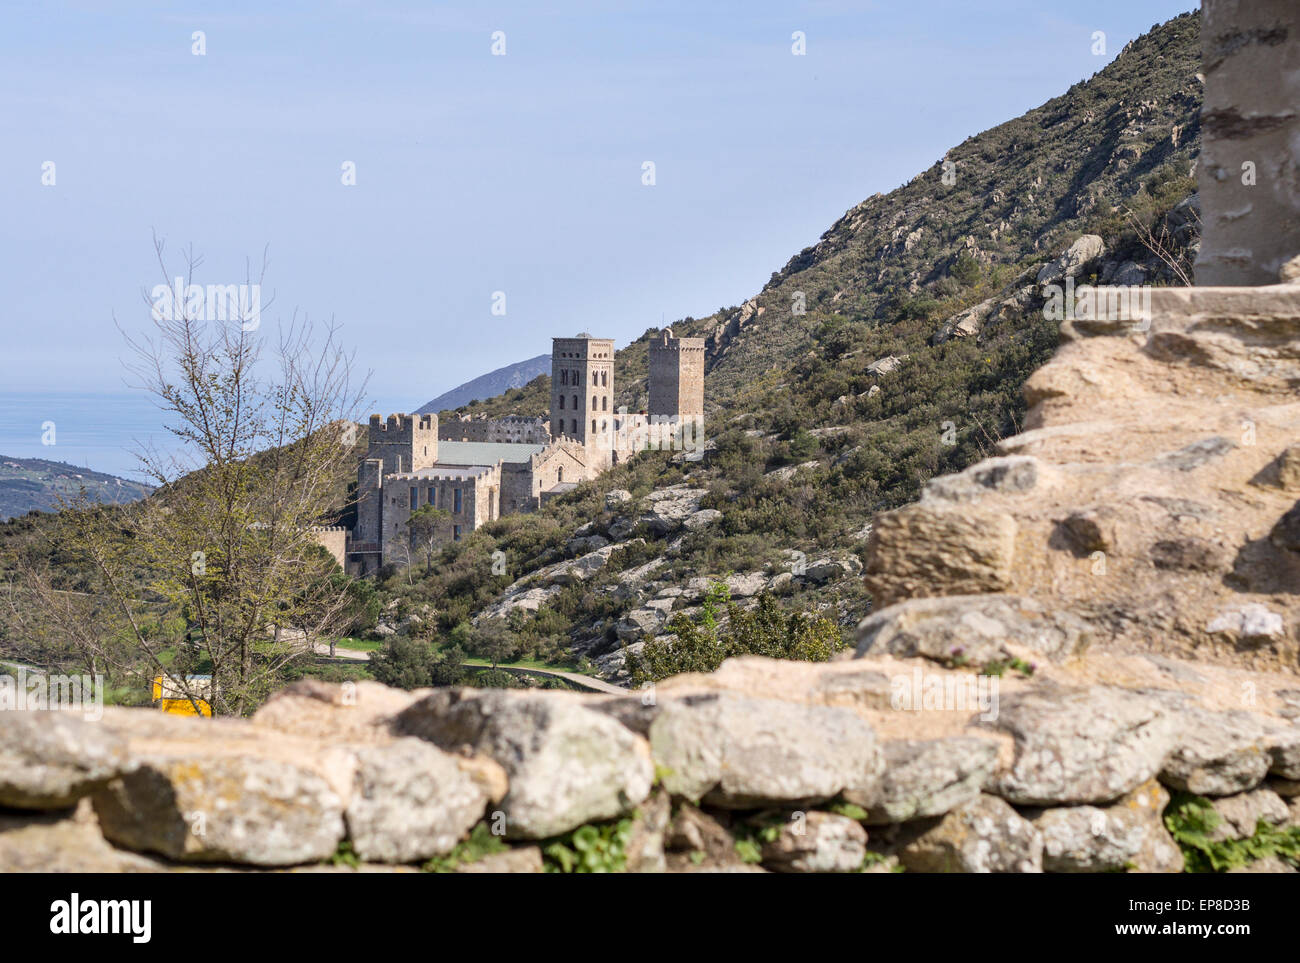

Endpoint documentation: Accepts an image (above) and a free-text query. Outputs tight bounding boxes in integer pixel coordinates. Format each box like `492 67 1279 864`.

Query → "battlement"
366 412 438 473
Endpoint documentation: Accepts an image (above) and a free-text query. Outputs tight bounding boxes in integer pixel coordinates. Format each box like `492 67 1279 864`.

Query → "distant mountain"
416 354 551 414
0 456 153 520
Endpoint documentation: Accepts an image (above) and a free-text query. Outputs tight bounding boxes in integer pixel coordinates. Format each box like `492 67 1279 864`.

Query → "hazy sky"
3 0 1194 413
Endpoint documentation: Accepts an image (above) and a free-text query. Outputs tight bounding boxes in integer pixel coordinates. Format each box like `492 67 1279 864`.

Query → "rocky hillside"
0 456 152 521
375 12 1207 680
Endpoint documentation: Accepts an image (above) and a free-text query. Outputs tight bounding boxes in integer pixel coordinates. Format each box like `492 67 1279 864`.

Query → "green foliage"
422 822 509 872
625 585 846 684
330 840 361 869
542 819 633 873
367 636 466 689
1164 792 1300 873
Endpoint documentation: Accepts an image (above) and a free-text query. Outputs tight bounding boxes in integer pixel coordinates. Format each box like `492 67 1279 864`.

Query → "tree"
407 504 451 575
45 239 367 715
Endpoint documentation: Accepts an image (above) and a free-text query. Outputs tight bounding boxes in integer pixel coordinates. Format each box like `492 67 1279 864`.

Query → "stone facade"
343 331 705 574
1197 0 1300 285
439 414 550 444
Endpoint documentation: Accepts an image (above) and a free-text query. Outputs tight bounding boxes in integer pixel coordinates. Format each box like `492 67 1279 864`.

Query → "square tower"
551 334 615 451
648 328 705 421
366 413 438 474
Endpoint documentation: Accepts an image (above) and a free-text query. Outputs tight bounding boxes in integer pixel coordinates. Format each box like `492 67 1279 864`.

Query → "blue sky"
2 0 1194 413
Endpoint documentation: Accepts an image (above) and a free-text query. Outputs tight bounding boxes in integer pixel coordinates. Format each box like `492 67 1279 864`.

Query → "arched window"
570 419 577 434
557 466 564 483
592 372 598 386
572 395 579 410
592 419 597 433
592 395 597 409
602 396 608 411
601 371 607 387
560 370 568 386
559 395 565 410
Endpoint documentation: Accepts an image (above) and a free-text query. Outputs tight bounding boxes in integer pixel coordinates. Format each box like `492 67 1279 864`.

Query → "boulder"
848 737 999 824
395 689 654 839
93 755 346 865
724 572 769 598
802 555 864 585
1036 234 1105 284
683 508 723 531
345 738 502 863
0 711 132 810
900 794 1043 873
648 692 882 808
1205 787 1290 842
1160 707 1277 796
639 487 708 534
604 489 633 509
856 594 1091 668
921 455 1044 504
864 504 1017 606
983 686 1178 805
1026 779 1182 873
760 811 868 873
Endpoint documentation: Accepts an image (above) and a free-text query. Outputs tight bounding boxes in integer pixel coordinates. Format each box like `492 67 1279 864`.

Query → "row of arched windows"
557 369 609 387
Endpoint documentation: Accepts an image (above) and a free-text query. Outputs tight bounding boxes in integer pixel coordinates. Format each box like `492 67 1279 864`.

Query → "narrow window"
409 487 417 509
602 396 608 411
559 395 565 410
557 466 564 483
428 487 436 507
572 395 578 410
453 525 462 541
592 395 597 409
571 419 577 434
454 488 462 513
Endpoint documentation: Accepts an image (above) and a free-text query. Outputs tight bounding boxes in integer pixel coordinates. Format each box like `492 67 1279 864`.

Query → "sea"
0 392 174 481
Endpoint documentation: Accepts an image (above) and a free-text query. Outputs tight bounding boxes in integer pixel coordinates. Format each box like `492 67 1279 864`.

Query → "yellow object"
159 697 212 717
153 675 214 716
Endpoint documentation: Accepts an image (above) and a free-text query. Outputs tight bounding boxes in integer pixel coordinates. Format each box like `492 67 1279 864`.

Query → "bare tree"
36 239 369 715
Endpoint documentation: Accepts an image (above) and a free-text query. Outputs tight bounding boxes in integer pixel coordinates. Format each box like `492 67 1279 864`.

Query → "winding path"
310 642 626 694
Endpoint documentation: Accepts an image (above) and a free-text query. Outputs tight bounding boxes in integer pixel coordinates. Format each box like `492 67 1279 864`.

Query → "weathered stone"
624 788 671 873
865 505 1018 607
639 487 708 533
760 811 867 873
900 794 1043 873
724 572 768 598
802 554 864 584
665 801 739 868
1206 603 1286 645
683 508 722 531
848 737 999 824
0 800 169 872
605 489 632 509
252 679 421 745
984 686 1178 805
922 455 1043 504
1036 235 1104 284
395 689 653 839
345 738 501 863
93 755 346 865
1160 707 1275 796
856 594 1091 667
648 692 882 808
454 846 544 874
1205 787 1290 842
1027 780 1182 873
0 711 132 810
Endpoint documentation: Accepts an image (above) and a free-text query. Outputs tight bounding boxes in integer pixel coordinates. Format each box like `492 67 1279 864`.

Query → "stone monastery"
342 331 704 574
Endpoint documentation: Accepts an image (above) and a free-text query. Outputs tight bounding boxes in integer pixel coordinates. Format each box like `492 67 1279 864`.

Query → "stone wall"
366 414 438 474
439 415 551 445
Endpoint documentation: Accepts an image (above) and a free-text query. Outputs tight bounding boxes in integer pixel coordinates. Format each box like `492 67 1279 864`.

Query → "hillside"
0 456 152 521
416 354 551 415
371 13 1207 679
